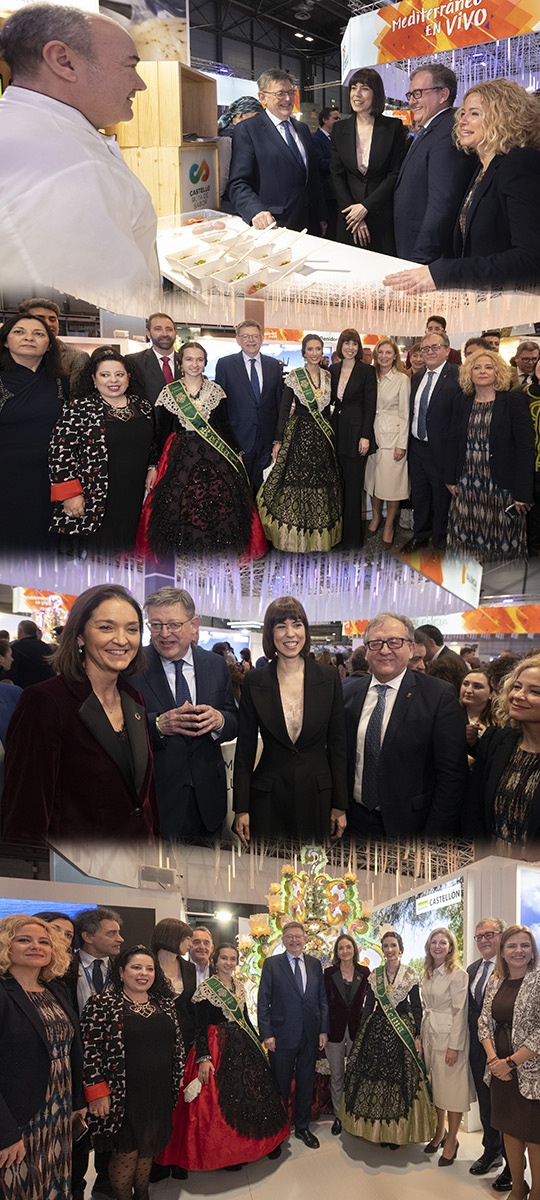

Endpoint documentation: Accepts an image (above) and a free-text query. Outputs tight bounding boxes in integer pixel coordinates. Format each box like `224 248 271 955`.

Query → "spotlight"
215 909 232 922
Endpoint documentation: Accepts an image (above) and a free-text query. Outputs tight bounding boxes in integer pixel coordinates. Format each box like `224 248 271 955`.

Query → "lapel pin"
135 712 141 720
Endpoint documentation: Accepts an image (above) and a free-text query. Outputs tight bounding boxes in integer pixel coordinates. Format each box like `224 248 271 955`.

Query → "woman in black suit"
468 652 540 852
330 329 377 548
445 350 534 562
0 914 85 1199
324 934 369 1134
330 67 409 254
232 596 348 845
150 919 196 1051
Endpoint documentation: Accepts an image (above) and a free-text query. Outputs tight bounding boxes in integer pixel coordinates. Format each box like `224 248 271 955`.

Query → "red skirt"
158 1027 289 1170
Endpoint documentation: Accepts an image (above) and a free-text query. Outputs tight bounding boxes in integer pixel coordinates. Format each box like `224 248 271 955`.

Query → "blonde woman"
478 925 540 1200
468 652 540 849
421 927 474 1165
0 915 85 1200
364 337 410 548
385 79 540 292
445 350 534 562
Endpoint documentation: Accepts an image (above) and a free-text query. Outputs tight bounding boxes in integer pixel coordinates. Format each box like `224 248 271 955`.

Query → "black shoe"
492 1166 513 1191
268 1145 282 1160
149 1164 171 1183
424 1131 447 1155
171 1166 188 1180
91 1187 115 1200
295 1128 320 1149
331 1118 342 1136
388 1144 400 1151
400 538 429 555
438 1139 459 1167
224 1163 245 1171
470 1154 504 1175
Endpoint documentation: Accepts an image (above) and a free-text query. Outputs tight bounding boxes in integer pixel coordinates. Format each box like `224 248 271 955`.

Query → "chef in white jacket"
421 926 475 1166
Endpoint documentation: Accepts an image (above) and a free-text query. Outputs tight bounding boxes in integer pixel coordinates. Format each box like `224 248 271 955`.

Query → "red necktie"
161 356 173 384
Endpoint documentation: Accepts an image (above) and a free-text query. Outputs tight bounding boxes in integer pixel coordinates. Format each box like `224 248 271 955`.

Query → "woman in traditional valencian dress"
341 930 435 1148
257 335 343 552
160 943 289 1171
137 341 266 558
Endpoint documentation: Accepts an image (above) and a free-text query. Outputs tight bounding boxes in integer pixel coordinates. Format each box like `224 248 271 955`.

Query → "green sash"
373 966 432 1097
165 380 249 485
205 976 266 1059
294 368 335 448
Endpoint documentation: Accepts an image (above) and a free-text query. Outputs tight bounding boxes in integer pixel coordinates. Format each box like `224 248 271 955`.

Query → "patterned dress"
446 399 527 562
492 744 540 847
3 991 74 1200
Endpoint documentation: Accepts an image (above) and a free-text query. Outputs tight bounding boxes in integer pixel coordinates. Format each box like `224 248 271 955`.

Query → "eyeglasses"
263 89 296 100
474 932 497 942
405 86 444 102
146 620 192 633
365 638 410 651
422 343 445 352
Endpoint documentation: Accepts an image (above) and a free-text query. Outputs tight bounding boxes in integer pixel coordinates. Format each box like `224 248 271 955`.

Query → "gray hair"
364 613 415 643
144 587 196 618
422 330 450 349
258 67 294 93
410 62 457 105
236 319 262 335
283 921 306 935
0 4 96 79
476 917 506 933
191 925 214 941
74 906 121 944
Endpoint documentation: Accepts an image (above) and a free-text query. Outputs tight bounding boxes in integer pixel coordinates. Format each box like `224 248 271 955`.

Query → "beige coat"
364 368 410 501
421 964 475 1110
478 969 540 1100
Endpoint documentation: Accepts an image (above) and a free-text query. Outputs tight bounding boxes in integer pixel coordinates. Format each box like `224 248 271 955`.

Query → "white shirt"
265 107 307 170
160 645 197 705
470 955 496 997
286 950 307 991
191 957 210 986
242 351 263 392
431 645 444 663
0 88 159 307
353 669 408 804
153 348 175 377
76 949 110 1015
411 361 445 440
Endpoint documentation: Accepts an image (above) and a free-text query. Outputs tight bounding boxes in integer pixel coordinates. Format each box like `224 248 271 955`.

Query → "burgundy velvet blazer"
324 962 369 1043
1 675 158 847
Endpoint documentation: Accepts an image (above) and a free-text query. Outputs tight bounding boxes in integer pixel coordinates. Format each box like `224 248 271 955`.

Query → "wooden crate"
107 61 217 148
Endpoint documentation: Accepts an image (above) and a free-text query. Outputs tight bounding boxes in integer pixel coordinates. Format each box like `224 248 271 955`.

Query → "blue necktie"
250 358 261 403
474 961 490 1008
416 371 434 441
280 120 306 175
362 684 388 811
174 659 192 705
294 956 304 994
407 125 426 157
91 958 104 994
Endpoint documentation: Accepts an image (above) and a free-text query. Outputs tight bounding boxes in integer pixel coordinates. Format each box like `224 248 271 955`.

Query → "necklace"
385 962 399 989
123 991 155 1019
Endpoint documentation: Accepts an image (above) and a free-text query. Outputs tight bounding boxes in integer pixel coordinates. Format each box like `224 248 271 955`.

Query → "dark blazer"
258 951 329 1050
1 675 158 845
430 148 540 290
175 958 197 1050
232 657 348 841
330 113 409 254
323 962 369 1043
214 351 283 461
0 975 84 1150
128 642 238 838
312 126 334 205
344 668 468 837
228 110 326 234
10 636 54 688
467 958 488 1045
467 725 540 841
393 108 476 263
124 347 183 407
432 645 469 680
329 359 377 457
409 362 462 472
445 389 535 505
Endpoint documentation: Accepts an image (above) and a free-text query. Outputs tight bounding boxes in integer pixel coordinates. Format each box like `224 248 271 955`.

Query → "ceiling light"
305 35 314 40
295 31 303 37
215 909 232 922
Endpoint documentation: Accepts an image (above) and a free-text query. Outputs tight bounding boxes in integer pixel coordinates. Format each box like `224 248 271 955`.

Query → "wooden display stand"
106 61 219 218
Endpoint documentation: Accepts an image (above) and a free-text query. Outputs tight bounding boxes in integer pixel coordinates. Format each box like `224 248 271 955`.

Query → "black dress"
490 978 540 1144
85 404 153 552
96 1005 176 1156
0 364 66 551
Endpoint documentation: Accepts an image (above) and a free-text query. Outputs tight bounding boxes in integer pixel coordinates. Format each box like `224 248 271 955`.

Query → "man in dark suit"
10 620 54 688
467 918 511 1191
344 612 467 839
228 67 326 236
416 623 469 681
124 312 182 406
393 64 474 263
402 330 461 552
258 921 329 1151
214 320 283 489
128 586 238 841
312 107 340 239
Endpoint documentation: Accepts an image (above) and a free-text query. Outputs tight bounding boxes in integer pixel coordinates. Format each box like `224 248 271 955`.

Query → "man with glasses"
393 63 475 263
402 330 461 553
343 612 467 838
467 919 512 1192
510 341 540 390
128 587 238 840
215 320 283 490
228 67 326 235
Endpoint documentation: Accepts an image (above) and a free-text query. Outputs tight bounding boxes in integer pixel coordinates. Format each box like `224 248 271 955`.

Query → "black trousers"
409 436 451 547
269 1032 317 1130
345 801 386 840
526 479 540 553
243 445 272 494
469 1039 504 1160
339 454 367 549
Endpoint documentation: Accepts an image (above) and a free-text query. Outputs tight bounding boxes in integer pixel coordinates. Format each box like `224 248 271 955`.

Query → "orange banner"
344 605 540 637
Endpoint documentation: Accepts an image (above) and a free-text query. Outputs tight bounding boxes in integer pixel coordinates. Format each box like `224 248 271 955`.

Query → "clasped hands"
264 1034 328 1053
158 702 224 737
234 808 346 848
489 1056 514 1081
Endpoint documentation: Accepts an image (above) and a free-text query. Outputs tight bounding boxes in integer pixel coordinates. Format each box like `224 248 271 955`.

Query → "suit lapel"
256 662 293 747
262 111 306 178
145 644 177 711
462 158 498 241
380 670 416 758
348 675 371 728
120 685 149 799
77 690 137 799
296 657 326 745
4 976 54 1052
146 348 167 393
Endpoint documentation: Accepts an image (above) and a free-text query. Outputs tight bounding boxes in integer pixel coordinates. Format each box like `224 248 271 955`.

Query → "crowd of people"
1 909 539 1200
1 301 539 562
2 585 540 853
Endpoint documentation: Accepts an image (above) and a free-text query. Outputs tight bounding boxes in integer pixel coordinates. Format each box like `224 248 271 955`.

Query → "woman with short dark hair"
1 584 158 846
150 919 196 1050
329 329 377 548
324 935 369 1133
330 67 409 253
233 596 347 844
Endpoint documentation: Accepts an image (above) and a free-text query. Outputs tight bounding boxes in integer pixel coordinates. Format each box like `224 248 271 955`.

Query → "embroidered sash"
294 367 335 447
373 965 432 1096
201 976 266 1059
165 380 249 484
